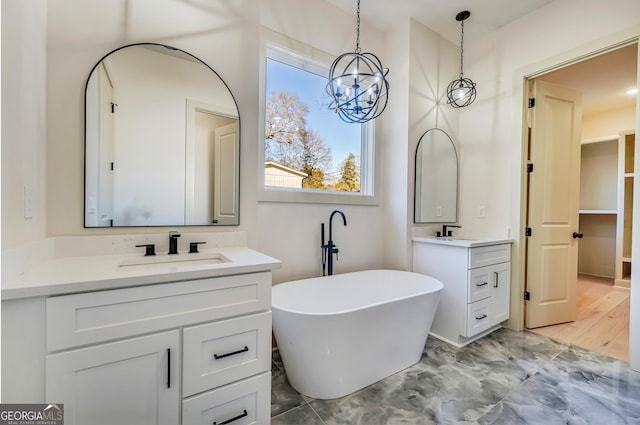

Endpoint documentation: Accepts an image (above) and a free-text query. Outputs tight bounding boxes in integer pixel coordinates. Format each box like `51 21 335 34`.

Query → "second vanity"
413 236 513 347
1 233 280 425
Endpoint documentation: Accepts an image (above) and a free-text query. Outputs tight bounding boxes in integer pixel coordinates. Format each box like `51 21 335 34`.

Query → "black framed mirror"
84 43 240 227
414 128 458 223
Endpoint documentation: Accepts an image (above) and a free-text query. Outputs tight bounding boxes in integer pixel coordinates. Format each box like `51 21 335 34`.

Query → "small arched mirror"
414 128 458 223
84 43 240 227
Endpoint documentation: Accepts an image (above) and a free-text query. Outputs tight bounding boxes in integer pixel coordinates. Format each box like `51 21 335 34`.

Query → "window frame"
257 30 381 206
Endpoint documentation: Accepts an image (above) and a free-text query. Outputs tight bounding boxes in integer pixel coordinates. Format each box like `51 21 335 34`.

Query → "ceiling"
323 0 638 116
538 44 638 116
323 0 556 44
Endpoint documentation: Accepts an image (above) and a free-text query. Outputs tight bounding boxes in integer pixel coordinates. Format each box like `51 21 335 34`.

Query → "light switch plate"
24 186 34 219
477 206 486 218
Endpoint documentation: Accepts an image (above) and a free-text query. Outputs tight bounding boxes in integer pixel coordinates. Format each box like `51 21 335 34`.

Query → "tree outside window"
264 57 363 192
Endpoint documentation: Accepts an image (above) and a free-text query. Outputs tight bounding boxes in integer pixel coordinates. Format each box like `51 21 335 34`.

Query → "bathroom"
3 0 640 423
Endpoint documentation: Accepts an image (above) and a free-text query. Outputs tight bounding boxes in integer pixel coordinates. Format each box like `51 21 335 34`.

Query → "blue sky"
266 59 361 177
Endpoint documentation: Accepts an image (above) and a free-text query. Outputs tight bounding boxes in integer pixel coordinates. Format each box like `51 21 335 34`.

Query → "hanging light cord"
355 0 361 53
458 19 465 79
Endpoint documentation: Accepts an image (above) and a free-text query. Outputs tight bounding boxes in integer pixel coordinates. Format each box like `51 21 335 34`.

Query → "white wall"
6 0 455 286
460 0 640 368
257 0 390 282
462 0 640 239
1 0 48 250
4 0 640 370
44 0 260 238
583 106 636 139
407 20 461 244
383 19 461 270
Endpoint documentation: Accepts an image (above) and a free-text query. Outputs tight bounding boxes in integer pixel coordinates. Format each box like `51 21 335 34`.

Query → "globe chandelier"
326 0 389 123
446 10 477 108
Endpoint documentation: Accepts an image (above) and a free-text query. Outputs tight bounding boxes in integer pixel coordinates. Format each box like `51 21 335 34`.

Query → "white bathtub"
271 269 443 399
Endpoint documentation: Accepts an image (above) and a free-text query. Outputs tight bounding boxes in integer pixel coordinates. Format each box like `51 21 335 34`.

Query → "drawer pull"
494 271 499 288
213 409 248 425
213 346 249 360
167 348 171 389
475 314 487 321
476 282 489 287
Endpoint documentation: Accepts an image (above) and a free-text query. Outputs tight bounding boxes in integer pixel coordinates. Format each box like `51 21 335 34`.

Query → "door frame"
511 36 639 369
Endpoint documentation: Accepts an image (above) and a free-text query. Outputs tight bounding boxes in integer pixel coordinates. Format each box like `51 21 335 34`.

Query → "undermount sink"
118 252 231 271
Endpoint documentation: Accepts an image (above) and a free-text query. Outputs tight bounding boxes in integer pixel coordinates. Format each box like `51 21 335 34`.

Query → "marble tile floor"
270 328 640 424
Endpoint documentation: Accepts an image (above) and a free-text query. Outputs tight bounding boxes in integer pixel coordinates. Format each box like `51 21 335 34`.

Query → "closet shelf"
579 209 617 215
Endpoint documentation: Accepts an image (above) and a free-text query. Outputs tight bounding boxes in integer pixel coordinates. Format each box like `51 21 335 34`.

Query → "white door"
525 80 582 329
98 63 115 226
46 331 179 425
214 122 240 225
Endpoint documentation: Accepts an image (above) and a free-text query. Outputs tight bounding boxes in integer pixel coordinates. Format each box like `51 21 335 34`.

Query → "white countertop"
2 247 281 300
412 236 514 248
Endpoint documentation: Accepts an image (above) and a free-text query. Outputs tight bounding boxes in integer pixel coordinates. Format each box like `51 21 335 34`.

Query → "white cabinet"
41 272 273 425
46 331 180 425
413 240 511 347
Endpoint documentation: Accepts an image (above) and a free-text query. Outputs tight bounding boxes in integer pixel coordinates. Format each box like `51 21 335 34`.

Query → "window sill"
258 186 379 206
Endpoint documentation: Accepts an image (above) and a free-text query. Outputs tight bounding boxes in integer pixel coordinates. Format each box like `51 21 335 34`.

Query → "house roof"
264 161 307 177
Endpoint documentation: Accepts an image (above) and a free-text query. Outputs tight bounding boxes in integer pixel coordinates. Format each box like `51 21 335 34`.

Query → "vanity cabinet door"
490 261 511 325
46 330 180 425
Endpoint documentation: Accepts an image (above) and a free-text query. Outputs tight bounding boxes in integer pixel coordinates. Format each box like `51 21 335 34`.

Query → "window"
260 40 379 205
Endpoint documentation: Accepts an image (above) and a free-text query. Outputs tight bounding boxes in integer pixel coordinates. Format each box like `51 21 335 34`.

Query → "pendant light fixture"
326 0 389 123
446 10 477 108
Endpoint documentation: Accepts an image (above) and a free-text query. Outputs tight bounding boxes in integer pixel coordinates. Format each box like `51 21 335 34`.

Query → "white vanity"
2 235 280 425
413 236 513 347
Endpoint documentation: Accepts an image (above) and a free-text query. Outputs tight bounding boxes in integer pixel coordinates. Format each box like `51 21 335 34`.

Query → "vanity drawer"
46 272 271 351
465 298 491 337
182 311 271 397
468 266 493 303
182 371 271 425
468 244 510 269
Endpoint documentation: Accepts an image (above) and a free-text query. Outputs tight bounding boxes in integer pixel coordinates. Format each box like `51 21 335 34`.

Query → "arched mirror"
414 128 458 223
84 43 240 227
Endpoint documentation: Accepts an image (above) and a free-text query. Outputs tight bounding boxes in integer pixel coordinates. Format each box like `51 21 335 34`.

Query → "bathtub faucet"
322 210 347 276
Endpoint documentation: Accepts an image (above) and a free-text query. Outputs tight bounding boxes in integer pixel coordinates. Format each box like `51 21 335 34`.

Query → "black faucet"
441 224 461 237
168 231 180 255
322 210 347 276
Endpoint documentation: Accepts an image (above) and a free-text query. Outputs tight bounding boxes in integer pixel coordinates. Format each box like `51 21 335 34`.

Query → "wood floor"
529 274 630 362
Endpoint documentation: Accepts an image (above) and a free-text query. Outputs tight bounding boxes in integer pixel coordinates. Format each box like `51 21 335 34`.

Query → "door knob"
572 232 584 239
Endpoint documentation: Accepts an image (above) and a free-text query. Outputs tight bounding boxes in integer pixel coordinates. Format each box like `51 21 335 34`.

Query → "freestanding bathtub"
271 269 443 399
